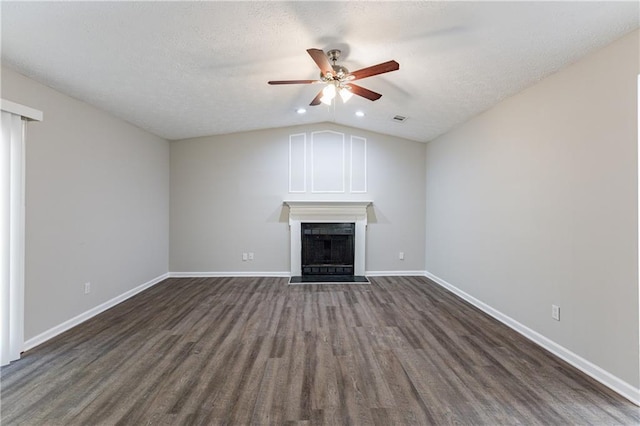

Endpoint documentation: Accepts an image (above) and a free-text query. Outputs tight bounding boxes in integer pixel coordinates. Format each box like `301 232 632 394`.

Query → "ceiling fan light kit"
320 84 336 105
268 48 399 107
339 87 353 103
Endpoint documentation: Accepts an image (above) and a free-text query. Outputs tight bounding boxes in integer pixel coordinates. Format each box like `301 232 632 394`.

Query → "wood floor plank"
283 334 306 422
250 357 280 424
1 276 638 425
311 328 339 412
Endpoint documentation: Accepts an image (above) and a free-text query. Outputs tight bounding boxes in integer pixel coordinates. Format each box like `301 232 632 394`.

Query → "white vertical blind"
1 110 25 365
1 99 40 366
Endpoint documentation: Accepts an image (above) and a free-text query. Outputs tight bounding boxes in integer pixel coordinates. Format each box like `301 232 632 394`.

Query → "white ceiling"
2 1 638 143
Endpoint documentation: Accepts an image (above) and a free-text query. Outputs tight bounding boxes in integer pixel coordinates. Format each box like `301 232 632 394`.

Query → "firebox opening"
301 223 355 276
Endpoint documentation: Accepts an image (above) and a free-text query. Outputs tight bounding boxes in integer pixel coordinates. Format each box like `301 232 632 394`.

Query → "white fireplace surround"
284 200 372 276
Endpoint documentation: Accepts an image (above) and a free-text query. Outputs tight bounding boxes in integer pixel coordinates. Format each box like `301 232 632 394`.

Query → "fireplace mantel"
284 200 371 220
284 200 372 276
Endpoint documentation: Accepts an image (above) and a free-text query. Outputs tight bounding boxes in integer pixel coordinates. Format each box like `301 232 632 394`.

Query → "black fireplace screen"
301 223 355 275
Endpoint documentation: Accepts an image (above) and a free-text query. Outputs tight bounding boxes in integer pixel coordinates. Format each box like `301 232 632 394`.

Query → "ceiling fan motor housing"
322 64 350 81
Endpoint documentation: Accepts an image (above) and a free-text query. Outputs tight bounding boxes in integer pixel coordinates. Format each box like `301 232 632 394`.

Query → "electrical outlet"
242 253 248 261
552 305 560 321
399 252 405 260
84 282 91 294
248 252 254 261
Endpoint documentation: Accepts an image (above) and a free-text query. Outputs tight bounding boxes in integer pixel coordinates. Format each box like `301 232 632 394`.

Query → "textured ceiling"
2 1 638 142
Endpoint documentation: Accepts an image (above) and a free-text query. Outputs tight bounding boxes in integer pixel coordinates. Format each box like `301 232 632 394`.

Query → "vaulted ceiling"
2 1 638 142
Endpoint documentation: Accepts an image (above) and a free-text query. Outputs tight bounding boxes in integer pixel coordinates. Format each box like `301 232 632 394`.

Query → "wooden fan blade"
346 83 382 101
307 48 334 77
268 80 318 85
309 90 324 106
349 60 399 81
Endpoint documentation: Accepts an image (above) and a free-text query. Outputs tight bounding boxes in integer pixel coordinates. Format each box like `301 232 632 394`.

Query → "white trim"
23 273 169 352
637 73 640 400
311 130 345 193
169 271 427 278
169 271 290 278
350 136 367 193
424 270 640 406
366 270 427 277
288 133 306 193
1 99 42 122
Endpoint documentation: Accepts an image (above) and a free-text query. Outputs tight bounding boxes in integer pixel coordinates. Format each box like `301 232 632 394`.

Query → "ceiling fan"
268 48 399 106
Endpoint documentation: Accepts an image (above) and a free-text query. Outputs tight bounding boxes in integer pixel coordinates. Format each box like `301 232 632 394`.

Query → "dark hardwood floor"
1 276 638 425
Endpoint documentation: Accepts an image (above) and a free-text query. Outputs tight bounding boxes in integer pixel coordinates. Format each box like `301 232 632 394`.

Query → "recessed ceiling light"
355 111 365 117
296 108 307 114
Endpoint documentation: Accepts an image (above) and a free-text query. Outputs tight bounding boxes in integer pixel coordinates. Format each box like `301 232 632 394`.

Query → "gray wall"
2 67 170 340
170 123 426 274
425 30 639 387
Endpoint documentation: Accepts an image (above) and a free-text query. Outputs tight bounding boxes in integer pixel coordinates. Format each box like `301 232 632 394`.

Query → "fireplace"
301 223 355 275
284 200 371 277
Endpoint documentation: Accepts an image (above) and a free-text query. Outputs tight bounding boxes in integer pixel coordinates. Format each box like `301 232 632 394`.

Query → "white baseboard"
424 270 640 406
23 272 170 352
169 271 425 278
169 271 290 278
366 270 427 276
